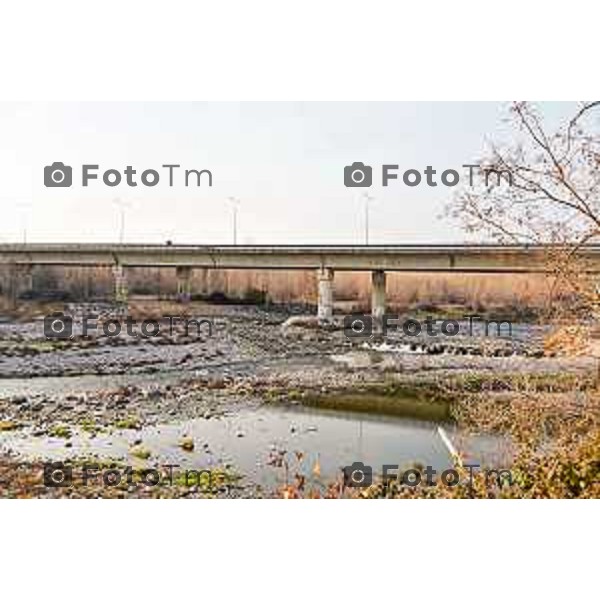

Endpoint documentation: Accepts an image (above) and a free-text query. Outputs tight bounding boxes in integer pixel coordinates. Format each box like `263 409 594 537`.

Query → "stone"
179 437 195 451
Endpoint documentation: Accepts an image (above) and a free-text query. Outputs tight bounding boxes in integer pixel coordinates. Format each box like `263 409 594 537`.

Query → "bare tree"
450 101 600 316
452 101 600 245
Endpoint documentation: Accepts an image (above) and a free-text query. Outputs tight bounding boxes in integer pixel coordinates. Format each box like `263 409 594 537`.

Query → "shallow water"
0 400 508 490
0 370 190 397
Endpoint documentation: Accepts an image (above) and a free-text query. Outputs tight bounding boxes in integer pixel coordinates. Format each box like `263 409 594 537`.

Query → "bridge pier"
371 270 386 333
317 267 334 324
198 267 209 297
176 266 193 303
112 265 128 305
21 265 33 296
6 264 33 306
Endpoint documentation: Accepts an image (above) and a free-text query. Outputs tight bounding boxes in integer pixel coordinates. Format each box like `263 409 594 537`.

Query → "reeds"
0 265 553 311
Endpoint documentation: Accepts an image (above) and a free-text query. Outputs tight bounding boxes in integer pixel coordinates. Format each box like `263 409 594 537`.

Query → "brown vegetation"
0 264 552 315
275 375 600 499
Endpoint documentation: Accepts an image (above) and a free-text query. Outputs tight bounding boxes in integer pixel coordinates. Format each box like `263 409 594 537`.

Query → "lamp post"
16 201 31 244
227 196 240 245
362 193 374 245
113 198 130 244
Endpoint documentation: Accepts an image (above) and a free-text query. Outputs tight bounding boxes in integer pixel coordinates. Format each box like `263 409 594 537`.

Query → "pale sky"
0 102 576 244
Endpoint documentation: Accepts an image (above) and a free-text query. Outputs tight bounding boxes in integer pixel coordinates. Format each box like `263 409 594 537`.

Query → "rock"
179 437 195 451
130 446 151 460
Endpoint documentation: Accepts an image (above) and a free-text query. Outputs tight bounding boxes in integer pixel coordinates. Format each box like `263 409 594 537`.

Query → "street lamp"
227 196 240 245
362 193 374 245
113 198 131 244
16 201 31 244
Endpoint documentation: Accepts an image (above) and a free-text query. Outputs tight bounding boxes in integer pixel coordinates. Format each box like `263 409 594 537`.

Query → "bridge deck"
1 244 600 273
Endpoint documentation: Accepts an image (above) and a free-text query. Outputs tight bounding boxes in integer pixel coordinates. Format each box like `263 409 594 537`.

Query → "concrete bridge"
1 243 599 323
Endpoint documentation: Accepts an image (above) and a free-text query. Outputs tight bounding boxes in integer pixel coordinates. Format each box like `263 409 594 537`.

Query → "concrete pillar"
198 267 209 297
371 270 386 333
112 265 128 305
176 266 193 303
317 267 334 324
7 264 33 307
22 265 33 295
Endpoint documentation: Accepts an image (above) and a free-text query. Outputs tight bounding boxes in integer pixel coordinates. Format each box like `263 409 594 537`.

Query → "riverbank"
1 301 598 498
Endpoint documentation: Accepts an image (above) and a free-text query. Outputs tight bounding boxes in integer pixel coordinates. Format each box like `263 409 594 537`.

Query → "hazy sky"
0 101 576 244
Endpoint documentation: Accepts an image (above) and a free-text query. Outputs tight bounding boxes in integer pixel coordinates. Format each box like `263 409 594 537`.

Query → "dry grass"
1 265 553 312
274 376 600 499
136 269 551 311
333 271 549 311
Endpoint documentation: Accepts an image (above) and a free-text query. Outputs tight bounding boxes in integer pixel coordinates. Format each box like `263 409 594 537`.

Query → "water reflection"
0 399 508 489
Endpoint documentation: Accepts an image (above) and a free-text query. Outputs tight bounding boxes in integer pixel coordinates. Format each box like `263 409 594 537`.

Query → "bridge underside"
2 243 600 272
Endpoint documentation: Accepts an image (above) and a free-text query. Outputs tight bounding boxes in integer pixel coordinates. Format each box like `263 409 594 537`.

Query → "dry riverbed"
0 302 596 498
